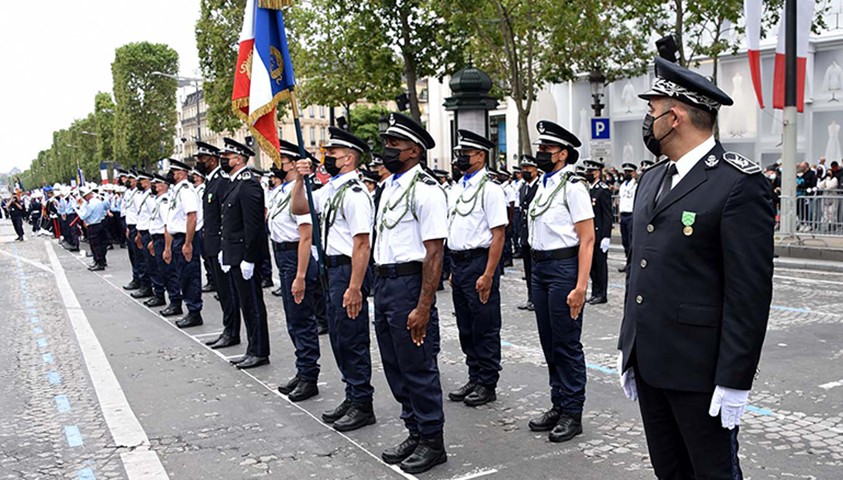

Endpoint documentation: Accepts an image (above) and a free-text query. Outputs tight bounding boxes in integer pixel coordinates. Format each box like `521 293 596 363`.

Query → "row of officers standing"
107 57 773 479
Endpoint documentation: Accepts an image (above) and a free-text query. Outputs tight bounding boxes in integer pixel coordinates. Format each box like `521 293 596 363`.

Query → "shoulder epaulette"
723 152 762 175
418 172 438 186
237 170 252 181
565 172 584 184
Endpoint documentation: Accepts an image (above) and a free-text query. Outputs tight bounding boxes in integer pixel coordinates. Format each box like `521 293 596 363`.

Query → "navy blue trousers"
326 263 373 403
620 212 633 258
172 234 202 313
275 245 320 382
531 256 586 414
127 224 147 286
140 230 164 297
374 273 444 437
208 254 241 340
232 265 269 357
63 214 79 247
451 253 502 387
153 234 182 305
87 223 108 265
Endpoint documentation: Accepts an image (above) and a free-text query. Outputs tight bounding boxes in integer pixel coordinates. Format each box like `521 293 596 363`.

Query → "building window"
309 105 315 118
319 106 325 118
320 127 326 143
309 127 316 146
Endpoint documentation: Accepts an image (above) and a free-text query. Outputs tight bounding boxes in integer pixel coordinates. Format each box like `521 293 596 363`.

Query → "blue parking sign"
591 118 610 140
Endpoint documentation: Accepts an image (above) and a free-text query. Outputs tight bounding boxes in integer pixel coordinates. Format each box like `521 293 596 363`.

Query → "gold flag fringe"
258 0 293 9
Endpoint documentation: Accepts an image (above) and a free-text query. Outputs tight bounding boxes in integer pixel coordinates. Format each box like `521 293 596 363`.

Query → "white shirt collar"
329 170 359 190
461 168 487 188
208 166 221 179
672 135 716 181
545 164 575 187
391 164 423 189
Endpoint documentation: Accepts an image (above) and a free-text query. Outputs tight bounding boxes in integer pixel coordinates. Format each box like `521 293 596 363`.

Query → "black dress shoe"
587 296 608 305
517 301 535 311
317 324 328 335
123 280 141 291
130 287 153 299
237 356 269 369
322 399 351 423
229 355 249 365
617 265 629 273
201 282 215 293
67 246 79 252
210 336 239 349
204 335 222 346
333 403 376 432
159 304 183 317
144 296 166 307
175 312 203 328
271 287 284 297
399 434 447 474
549 413 583 443
529 407 562 432
464 385 496 407
88 263 105 272
277 376 300 395
261 278 273 289
447 381 476 402
213 294 220 301
382 433 420 464
288 380 318 402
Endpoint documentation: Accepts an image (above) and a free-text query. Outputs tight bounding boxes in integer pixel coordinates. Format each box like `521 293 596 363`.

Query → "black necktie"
656 163 678 208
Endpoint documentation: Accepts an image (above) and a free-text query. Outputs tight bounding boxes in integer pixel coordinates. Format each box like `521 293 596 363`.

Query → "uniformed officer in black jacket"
585 160 612 305
219 138 270 369
617 57 774 479
194 141 242 349
517 155 539 312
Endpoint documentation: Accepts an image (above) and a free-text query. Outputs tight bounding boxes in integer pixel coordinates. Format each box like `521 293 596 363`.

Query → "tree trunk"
674 0 686 67
399 6 422 123
517 105 532 158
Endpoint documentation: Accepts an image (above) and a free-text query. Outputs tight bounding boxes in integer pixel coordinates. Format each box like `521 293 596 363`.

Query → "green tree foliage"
94 92 115 165
286 1 402 126
196 0 246 134
439 0 648 156
349 105 390 161
111 42 179 171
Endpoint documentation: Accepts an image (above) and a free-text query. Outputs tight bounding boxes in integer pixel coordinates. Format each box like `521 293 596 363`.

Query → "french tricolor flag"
231 0 296 168
745 0 814 112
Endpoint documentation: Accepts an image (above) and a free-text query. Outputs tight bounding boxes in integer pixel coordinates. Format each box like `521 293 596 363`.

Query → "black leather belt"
325 255 351 268
531 246 579 261
375 262 423 278
620 212 633 216
152 233 164 240
275 241 299 252
172 233 186 239
450 247 489 262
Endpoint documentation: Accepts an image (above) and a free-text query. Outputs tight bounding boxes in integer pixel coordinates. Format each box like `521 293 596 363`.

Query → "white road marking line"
819 379 843 390
70 250 418 480
0 248 54 273
451 469 499 480
45 241 169 480
192 331 224 338
773 275 843 286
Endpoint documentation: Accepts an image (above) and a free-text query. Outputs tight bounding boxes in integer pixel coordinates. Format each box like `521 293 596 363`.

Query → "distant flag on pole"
744 0 764 108
76 167 86 187
772 0 814 112
232 0 296 168
100 162 109 183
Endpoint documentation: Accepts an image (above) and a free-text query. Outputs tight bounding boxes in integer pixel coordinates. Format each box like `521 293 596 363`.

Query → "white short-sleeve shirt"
375 164 448 264
123 188 138 223
447 168 509 251
528 165 594 250
315 171 372 257
194 183 205 230
269 180 311 243
134 189 154 231
149 193 170 235
618 179 637 214
166 180 199 234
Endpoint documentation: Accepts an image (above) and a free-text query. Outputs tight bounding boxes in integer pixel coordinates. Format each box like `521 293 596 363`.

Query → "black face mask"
535 151 555 173
194 161 208 176
323 155 342 177
456 154 472 172
220 157 233 174
522 171 533 182
642 111 675 157
383 147 408 174
166 172 176 184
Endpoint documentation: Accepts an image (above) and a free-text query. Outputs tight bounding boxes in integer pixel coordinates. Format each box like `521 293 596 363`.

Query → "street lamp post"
152 72 203 153
589 69 607 118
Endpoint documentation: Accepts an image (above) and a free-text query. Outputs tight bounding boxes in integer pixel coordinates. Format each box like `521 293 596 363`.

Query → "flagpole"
289 89 327 283
780 0 797 236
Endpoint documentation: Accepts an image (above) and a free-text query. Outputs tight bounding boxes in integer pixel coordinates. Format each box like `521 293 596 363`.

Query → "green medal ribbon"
681 211 696 227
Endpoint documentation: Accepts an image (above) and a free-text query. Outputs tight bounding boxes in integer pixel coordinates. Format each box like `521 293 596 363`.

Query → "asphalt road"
1 220 842 480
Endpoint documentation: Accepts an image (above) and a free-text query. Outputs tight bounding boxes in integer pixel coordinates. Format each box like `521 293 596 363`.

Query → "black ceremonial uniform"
588 175 612 304
518 175 539 305
222 166 270 361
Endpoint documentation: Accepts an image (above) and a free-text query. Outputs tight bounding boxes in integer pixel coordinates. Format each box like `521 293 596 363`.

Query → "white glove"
617 352 637 401
218 251 230 273
240 261 254 280
600 238 610 253
708 386 750 430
